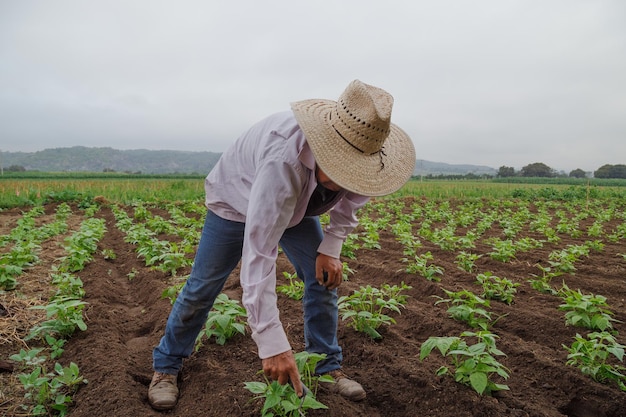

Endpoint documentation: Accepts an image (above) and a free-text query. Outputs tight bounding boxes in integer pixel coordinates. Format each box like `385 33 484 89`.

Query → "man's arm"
240 157 303 357
318 192 370 257
238 155 307 393
316 192 369 289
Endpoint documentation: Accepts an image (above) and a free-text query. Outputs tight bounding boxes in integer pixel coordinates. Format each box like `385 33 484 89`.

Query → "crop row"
2 202 105 416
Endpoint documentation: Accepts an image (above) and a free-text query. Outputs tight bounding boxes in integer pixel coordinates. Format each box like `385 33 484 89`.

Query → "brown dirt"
2 198 626 417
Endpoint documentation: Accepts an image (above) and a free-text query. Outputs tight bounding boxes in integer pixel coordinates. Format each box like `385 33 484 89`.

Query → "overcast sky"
1 1 625 172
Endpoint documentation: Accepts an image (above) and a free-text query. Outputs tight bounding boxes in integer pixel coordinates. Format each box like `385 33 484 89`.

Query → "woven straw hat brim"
291 99 416 197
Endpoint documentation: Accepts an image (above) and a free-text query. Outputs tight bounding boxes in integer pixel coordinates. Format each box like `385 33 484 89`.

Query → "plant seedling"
10 349 88 416
403 251 444 281
244 351 329 416
195 293 247 348
476 272 519 305
27 297 88 340
456 251 482 273
277 271 304 300
420 330 510 395
558 284 618 331
564 331 626 391
434 289 493 331
338 282 411 340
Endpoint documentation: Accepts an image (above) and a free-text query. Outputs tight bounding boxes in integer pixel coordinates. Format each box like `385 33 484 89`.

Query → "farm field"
1 180 626 416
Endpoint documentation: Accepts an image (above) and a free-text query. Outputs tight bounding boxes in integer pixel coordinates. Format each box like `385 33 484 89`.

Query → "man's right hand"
261 350 304 397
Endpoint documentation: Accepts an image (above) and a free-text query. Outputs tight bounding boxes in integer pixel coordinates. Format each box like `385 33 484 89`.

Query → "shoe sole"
149 401 177 411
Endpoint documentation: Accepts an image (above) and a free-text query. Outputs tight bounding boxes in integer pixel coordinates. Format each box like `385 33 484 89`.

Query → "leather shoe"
324 369 366 401
148 372 179 410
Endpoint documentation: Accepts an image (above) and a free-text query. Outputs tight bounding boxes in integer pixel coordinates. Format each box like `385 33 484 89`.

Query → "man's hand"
316 253 343 290
261 350 304 396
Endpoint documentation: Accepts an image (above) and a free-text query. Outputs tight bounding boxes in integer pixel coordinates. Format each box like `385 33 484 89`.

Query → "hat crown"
333 80 394 154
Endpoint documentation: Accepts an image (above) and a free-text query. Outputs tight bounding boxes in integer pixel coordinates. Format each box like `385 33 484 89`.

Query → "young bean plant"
277 271 304 300
160 275 188 304
293 351 335 395
487 239 517 262
420 330 510 395
564 331 626 391
340 233 360 259
57 218 106 273
558 285 617 331
244 351 330 417
456 251 482 273
434 289 494 331
527 264 562 295
403 251 444 281
27 296 88 341
195 293 247 349
476 272 520 305
338 282 411 340
10 348 88 416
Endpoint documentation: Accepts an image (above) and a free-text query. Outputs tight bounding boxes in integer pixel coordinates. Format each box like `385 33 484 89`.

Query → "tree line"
497 163 626 179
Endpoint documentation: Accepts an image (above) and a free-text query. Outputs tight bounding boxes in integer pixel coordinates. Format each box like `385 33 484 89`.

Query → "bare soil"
1 198 626 416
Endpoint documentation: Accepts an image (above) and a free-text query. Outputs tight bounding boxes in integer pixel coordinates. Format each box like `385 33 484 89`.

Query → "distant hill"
413 159 497 177
2 146 221 174
1 147 497 176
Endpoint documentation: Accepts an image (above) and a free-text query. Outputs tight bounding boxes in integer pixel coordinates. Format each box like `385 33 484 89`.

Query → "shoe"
148 372 179 410
324 370 366 401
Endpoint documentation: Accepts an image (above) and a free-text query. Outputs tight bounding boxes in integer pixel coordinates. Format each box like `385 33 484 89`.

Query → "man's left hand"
316 253 343 290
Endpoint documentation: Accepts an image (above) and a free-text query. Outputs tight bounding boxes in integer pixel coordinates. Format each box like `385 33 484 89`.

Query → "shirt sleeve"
317 192 370 258
240 156 305 359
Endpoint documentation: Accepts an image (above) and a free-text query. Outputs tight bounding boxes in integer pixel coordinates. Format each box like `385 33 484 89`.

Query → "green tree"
614 165 626 178
594 164 626 179
520 162 555 177
569 168 587 178
497 166 515 178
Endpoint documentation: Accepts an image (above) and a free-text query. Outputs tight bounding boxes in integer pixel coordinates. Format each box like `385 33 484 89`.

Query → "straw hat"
291 80 415 197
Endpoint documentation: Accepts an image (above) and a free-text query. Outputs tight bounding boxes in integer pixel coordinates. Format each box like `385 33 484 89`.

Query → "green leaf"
592 316 610 331
435 366 449 376
302 395 329 410
243 381 267 394
608 346 625 361
364 326 382 340
469 372 488 394
281 399 298 412
489 347 506 356
318 375 334 383
468 343 486 355
215 314 231 330
448 349 471 357
77 319 88 331
263 389 282 410
420 337 457 359
495 367 510 379
232 323 246 335
493 382 510 391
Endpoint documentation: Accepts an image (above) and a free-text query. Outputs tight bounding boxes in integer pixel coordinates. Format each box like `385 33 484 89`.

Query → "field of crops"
1 178 626 416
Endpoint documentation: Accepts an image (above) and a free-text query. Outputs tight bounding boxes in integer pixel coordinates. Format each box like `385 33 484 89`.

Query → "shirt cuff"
252 323 292 359
317 233 343 258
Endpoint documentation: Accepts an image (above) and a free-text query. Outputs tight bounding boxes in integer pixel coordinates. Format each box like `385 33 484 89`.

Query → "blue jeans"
153 211 342 375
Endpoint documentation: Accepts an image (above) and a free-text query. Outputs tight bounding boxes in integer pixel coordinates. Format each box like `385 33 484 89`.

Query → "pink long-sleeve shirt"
204 111 369 359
